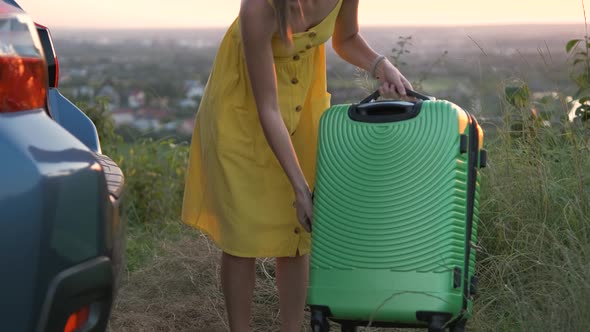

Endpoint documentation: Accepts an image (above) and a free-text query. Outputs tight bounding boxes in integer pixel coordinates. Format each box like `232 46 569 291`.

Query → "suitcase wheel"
340 323 358 332
449 320 467 332
310 308 329 332
428 314 449 332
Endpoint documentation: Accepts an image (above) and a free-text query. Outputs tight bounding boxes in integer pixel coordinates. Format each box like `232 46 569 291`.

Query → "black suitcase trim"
461 113 480 315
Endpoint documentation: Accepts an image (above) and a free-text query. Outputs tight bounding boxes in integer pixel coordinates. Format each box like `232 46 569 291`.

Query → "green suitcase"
307 90 486 332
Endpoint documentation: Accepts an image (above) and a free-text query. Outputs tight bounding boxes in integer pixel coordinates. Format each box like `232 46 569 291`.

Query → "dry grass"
108 227 413 332
108 231 227 332
108 229 283 332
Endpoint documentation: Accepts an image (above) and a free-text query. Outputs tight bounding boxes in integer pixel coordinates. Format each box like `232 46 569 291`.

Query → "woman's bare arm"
240 0 313 228
332 0 412 96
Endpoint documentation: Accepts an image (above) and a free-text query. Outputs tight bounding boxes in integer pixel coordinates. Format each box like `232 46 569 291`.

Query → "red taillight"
63 305 90 332
0 56 48 112
0 2 48 113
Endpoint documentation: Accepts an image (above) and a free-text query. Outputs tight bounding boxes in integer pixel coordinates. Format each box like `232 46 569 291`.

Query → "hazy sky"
16 0 583 29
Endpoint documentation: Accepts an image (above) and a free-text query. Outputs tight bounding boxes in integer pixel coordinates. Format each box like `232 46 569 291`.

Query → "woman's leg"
221 252 256 332
276 254 310 332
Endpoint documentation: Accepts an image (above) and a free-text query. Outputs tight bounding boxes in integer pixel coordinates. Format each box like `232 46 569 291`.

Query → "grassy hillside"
87 31 590 331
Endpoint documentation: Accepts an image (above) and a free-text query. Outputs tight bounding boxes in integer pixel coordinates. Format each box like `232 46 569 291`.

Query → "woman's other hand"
375 58 413 100
294 187 313 233
331 0 413 100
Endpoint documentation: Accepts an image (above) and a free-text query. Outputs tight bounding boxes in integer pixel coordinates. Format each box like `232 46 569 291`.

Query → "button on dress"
181 0 342 258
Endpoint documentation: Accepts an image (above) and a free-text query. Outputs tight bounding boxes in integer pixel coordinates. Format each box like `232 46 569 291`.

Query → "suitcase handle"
349 89 432 123
360 89 434 104
349 100 422 123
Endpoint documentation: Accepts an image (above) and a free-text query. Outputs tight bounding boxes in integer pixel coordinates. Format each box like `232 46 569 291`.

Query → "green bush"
80 99 190 270
109 138 189 227
567 35 590 122
111 138 188 270
79 98 189 227
76 97 122 152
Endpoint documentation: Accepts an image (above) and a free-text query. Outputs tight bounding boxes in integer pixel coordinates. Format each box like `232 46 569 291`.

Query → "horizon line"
48 21 583 31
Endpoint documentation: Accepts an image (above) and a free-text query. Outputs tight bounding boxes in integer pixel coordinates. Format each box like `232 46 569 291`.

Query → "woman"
182 0 413 331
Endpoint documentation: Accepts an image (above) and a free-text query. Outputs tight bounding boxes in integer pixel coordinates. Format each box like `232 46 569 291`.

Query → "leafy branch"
567 0 590 121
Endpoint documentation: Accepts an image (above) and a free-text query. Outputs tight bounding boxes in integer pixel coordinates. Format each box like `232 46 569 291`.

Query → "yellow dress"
181 0 342 258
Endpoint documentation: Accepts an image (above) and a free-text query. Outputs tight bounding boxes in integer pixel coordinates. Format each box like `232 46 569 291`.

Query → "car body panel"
36 256 113 332
48 89 102 153
1 1 125 331
0 110 112 331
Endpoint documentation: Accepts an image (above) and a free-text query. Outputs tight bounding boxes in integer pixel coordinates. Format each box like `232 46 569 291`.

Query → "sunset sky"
16 0 583 29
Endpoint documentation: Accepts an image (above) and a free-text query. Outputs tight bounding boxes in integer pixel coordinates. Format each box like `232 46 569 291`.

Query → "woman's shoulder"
239 0 275 18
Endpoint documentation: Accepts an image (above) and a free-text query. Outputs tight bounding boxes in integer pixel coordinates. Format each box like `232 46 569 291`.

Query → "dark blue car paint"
0 110 111 331
48 89 102 153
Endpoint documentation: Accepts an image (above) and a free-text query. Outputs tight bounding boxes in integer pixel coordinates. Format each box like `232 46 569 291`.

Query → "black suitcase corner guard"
459 134 468 154
479 149 487 168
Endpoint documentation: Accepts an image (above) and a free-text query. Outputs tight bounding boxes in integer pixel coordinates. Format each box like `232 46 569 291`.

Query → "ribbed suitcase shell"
307 99 483 328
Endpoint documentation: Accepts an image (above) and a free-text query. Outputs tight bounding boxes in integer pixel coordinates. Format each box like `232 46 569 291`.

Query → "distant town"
51 24 584 140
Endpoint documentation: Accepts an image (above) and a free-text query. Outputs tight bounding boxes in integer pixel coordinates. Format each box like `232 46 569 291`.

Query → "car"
0 1 126 331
